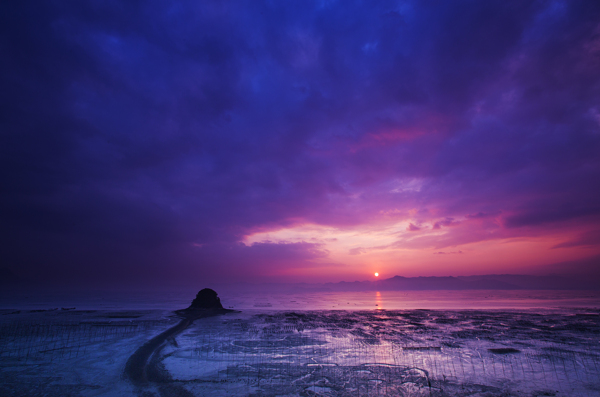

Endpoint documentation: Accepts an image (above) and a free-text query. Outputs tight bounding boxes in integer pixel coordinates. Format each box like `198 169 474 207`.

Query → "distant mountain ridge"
322 275 519 291
222 274 597 293
317 274 595 291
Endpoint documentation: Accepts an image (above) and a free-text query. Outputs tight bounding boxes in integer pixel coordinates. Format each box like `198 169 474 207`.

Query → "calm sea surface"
1 288 599 311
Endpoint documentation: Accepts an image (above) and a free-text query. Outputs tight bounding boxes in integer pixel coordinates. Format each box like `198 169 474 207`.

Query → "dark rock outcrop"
189 288 223 309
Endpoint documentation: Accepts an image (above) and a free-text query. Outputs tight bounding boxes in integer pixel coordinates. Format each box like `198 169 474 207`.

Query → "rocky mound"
189 288 224 309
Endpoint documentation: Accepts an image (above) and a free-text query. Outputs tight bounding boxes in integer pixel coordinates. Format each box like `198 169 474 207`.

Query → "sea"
1 287 599 311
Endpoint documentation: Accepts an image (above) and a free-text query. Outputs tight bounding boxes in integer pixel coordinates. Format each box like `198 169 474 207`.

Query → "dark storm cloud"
1 1 600 284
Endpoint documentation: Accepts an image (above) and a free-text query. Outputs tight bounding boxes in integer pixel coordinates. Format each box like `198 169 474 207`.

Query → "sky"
1 1 600 287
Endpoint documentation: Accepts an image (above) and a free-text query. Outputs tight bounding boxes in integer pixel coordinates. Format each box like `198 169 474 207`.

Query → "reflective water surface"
161 308 600 396
1 290 599 396
2 288 600 311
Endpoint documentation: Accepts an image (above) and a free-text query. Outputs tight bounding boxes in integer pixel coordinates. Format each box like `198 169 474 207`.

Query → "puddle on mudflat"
1 307 600 396
158 308 600 396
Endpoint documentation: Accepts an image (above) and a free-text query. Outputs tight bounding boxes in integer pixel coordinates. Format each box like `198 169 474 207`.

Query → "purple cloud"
407 223 422 232
433 218 460 229
1 1 600 285
348 247 367 256
553 230 600 249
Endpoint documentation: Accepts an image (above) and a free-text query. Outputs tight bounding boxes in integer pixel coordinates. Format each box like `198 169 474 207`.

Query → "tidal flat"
1 306 599 396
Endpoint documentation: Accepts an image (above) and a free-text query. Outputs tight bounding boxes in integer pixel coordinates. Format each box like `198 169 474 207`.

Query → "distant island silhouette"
219 274 599 293
189 288 224 309
322 274 596 291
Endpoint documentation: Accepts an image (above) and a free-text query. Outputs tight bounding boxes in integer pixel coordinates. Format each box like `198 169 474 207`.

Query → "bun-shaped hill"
189 288 224 309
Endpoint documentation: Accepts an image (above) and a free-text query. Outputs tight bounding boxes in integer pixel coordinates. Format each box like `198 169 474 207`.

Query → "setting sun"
374 272 379 277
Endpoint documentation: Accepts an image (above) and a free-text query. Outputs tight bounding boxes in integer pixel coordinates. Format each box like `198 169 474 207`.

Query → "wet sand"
2 297 599 396
124 308 236 396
